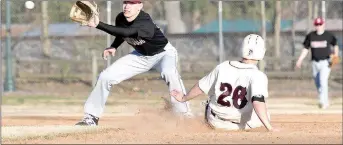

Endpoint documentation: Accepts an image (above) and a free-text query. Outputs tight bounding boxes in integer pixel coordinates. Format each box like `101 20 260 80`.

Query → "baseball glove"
69 1 99 26
329 54 340 67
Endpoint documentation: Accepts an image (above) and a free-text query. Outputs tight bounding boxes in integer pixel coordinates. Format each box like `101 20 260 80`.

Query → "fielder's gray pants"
84 42 191 117
312 59 331 106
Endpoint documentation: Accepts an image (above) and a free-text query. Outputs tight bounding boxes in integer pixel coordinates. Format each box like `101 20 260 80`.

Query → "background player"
295 17 340 109
170 34 277 131
75 0 192 126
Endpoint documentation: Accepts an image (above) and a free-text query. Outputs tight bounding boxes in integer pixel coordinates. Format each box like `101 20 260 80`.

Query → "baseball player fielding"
295 17 340 109
75 0 193 126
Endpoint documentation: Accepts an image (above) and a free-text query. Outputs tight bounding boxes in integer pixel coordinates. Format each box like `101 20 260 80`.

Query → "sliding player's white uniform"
199 34 270 130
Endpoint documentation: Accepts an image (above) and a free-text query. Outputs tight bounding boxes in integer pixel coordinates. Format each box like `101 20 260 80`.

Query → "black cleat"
75 113 99 126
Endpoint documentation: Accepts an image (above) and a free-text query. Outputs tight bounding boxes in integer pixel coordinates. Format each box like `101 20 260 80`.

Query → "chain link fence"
1 0 342 87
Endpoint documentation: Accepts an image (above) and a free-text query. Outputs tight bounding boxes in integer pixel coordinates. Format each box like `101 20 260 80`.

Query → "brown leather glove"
329 54 340 68
69 1 99 26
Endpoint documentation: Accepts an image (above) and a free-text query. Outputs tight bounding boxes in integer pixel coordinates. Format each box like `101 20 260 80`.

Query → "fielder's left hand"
87 14 100 28
170 90 185 102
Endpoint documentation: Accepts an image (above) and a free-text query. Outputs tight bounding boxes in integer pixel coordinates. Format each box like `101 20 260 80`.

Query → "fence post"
0 0 3 95
218 1 224 63
4 0 15 92
92 50 98 87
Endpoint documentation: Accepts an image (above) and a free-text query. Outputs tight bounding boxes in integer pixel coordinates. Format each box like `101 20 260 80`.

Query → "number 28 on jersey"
217 82 248 109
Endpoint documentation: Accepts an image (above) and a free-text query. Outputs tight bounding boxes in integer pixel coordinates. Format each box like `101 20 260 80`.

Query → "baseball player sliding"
75 0 192 126
171 34 278 131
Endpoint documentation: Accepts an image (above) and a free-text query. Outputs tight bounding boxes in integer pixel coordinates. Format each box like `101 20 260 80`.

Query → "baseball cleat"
75 113 99 126
182 111 195 118
319 103 330 109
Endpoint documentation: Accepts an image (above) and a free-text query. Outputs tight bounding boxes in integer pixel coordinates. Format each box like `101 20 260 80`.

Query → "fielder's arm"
296 49 309 64
296 34 311 67
96 21 138 37
106 37 124 50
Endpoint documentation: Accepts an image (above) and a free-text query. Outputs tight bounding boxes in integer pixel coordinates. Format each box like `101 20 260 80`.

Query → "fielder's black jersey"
303 31 337 61
99 11 168 56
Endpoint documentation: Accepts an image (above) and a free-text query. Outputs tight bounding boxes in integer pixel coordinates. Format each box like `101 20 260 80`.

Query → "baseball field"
2 77 342 144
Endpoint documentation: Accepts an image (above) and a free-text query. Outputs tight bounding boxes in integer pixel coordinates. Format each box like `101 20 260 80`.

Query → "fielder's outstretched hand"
170 89 185 102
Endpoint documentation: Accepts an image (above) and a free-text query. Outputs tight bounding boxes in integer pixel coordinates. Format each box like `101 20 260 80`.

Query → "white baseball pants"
311 59 331 107
84 42 191 117
204 104 268 131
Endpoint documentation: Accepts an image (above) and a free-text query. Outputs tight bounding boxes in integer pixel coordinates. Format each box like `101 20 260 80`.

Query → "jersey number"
217 83 248 109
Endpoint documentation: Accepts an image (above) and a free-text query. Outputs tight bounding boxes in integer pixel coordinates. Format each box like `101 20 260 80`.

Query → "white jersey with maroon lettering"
198 60 269 130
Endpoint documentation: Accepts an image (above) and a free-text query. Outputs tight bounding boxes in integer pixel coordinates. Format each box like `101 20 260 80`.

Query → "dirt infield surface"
2 79 342 144
2 112 342 144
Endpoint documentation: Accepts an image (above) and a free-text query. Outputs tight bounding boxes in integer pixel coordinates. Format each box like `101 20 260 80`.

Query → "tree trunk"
307 1 313 33
291 1 299 71
259 1 266 73
41 1 50 58
313 1 318 19
164 1 186 74
273 1 281 71
192 9 201 31
163 1 187 34
41 1 51 74
142 0 154 17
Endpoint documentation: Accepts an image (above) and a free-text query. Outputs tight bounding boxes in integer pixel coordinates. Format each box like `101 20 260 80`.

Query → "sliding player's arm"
170 64 220 102
251 73 276 132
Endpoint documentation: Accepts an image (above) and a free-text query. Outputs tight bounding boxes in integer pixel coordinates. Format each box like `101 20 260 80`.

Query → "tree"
164 1 187 33
40 1 51 74
163 1 187 73
291 1 299 70
259 1 266 73
47 1 76 23
273 1 281 71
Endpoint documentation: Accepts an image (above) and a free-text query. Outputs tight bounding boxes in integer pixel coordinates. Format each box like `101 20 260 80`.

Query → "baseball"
25 1 35 9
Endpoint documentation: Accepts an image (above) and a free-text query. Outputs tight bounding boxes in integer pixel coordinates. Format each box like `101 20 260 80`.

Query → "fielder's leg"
312 61 321 91
318 60 331 109
76 51 153 126
153 43 193 117
312 61 321 107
